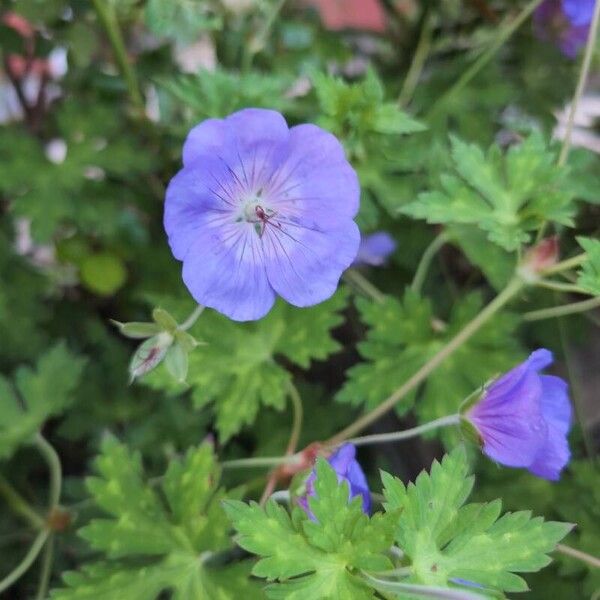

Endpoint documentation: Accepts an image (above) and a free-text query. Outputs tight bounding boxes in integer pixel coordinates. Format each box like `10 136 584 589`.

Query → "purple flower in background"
464 349 572 481
534 0 595 58
298 443 371 517
354 231 396 267
164 108 360 321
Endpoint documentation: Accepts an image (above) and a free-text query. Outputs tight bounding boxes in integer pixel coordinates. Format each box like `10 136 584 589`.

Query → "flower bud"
129 332 173 383
518 237 559 282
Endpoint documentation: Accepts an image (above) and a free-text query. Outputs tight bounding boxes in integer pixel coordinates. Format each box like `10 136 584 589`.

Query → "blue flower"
354 231 396 267
464 349 572 480
534 0 595 58
298 443 371 517
164 108 360 322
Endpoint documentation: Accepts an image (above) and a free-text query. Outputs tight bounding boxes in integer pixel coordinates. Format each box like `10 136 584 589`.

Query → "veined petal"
262 220 360 307
528 375 572 480
182 222 275 322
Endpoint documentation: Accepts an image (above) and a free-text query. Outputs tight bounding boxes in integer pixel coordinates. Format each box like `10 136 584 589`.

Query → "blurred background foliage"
0 0 599 597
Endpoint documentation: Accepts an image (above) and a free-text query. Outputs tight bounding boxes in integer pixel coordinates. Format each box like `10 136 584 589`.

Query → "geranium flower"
354 231 396 267
463 349 572 481
164 108 360 321
298 443 371 517
534 0 595 58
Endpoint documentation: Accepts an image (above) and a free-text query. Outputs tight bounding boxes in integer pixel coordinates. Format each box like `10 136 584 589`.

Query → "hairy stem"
0 476 44 530
411 231 450 294
558 0 600 166
222 455 297 470
328 277 525 444
344 269 386 303
523 296 600 321
180 305 205 331
535 280 585 294
541 254 587 277
428 0 544 117
347 414 460 447
556 544 600 569
398 10 434 107
34 434 62 509
0 530 49 594
92 0 144 114
260 381 304 505
35 534 54 600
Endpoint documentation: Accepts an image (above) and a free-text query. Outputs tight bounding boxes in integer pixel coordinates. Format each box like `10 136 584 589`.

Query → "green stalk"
556 544 600 569
0 476 44 530
180 305 205 331
411 231 450 294
222 455 297 470
344 269 386 303
535 280 585 294
347 414 460 447
92 0 144 114
523 296 600 321
427 0 544 118
34 434 62 509
0 530 50 594
35 534 54 600
558 0 600 166
398 10 434 107
328 277 525 444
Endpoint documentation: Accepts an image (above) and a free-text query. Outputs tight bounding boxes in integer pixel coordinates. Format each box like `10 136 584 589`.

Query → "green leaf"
52 439 262 599
382 448 572 593
313 69 424 159
402 134 575 251
0 343 86 460
145 0 221 41
336 292 522 432
576 237 600 296
143 291 348 440
225 459 396 599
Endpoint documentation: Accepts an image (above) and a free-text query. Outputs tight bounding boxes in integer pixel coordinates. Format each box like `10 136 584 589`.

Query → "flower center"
238 191 278 237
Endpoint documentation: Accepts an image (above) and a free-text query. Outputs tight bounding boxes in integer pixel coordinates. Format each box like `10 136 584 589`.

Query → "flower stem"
427 0 544 118
0 530 50 594
259 381 304 505
411 231 450 294
0 476 44 530
344 269 386 303
92 0 144 114
34 434 62 509
540 253 587 277
523 296 600 321
557 0 600 167
180 305 205 331
556 544 600 569
222 455 297 470
347 414 460 447
328 277 525 444
35 534 54 600
398 10 434 107
535 280 585 294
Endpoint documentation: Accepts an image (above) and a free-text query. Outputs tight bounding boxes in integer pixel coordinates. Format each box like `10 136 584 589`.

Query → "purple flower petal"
528 375 572 480
298 443 371 518
182 221 276 321
563 0 595 26
466 349 572 480
263 221 360 307
354 232 396 266
534 0 594 58
165 109 361 321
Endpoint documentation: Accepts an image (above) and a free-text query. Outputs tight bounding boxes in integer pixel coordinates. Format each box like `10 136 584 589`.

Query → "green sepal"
164 343 189 384
110 320 161 339
152 308 178 333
